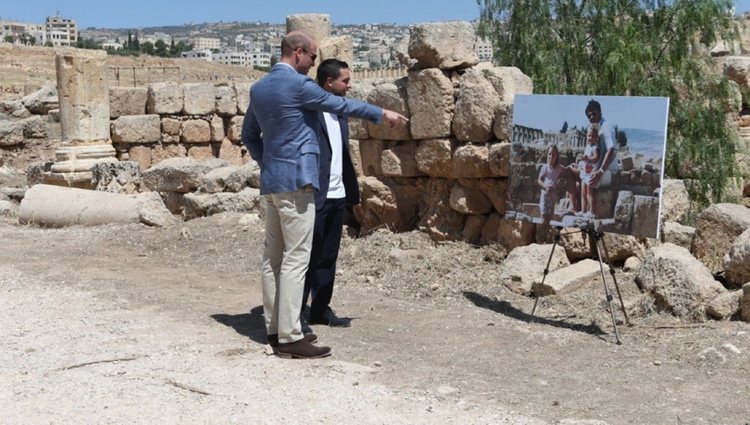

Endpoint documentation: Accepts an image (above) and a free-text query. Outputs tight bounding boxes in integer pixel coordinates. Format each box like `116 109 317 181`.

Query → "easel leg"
588 230 622 345
530 227 562 319
598 235 630 325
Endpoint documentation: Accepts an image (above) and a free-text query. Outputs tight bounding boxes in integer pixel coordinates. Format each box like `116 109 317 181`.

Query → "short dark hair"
316 58 349 87
585 99 602 115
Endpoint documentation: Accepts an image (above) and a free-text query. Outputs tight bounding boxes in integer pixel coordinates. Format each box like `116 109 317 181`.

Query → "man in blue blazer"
302 59 359 328
241 31 407 359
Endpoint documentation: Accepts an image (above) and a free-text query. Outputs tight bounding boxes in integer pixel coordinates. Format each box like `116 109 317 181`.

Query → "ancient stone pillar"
286 14 331 45
45 48 117 188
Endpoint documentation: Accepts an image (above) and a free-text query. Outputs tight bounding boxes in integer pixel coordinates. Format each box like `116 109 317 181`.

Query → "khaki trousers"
260 187 315 344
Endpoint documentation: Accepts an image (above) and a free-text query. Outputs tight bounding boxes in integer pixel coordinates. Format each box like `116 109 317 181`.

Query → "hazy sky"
4 1 750 29
513 95 670 134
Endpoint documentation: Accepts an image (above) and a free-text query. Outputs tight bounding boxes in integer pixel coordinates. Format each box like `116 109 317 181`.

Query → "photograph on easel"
506 94 670 238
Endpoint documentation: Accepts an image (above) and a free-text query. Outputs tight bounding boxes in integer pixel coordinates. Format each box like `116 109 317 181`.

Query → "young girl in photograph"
537 144 565 226
578 124 600 218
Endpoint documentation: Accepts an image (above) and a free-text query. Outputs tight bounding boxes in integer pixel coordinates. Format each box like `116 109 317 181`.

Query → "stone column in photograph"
44 49 117 188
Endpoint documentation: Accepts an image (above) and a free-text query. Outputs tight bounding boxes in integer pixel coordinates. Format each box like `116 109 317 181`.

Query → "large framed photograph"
507 94 670 238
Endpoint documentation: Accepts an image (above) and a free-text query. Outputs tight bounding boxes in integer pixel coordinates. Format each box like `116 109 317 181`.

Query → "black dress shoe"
309 308 351 327
301 317 314 335
267 333 318 353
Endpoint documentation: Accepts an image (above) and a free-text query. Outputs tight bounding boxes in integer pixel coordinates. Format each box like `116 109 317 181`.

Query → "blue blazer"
241 63 382 195
315 111 360 210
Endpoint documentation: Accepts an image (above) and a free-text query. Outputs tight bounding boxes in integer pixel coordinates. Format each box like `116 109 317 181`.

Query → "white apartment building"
182 49 213 61
212 51 248 67
476 37 494 63
192 37 221 50
0 14 77 46
248 51 271 68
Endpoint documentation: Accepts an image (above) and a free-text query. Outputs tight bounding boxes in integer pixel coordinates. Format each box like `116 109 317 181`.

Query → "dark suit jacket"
315 111 360 210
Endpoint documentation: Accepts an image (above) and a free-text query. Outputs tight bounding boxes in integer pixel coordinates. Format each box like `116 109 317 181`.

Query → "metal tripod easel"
530 226 630 344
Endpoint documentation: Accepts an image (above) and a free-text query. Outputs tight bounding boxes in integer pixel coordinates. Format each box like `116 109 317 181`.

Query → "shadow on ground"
211 306 267 345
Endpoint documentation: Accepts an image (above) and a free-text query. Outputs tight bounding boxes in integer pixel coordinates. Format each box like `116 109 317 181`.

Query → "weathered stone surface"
0 100 31 118
488 142 510 177
286 14 332 44
706 290 743 320
532 259 601 296
21 81 58 115
55 50 110 144
147 82 184 115
381 141 421 177
0 200 15 216
227 116 244 142
367 80 411 141
218 138 243 167
449 184 493 215
110 87 147 118
181 119 211 143
724 228 750 287
0 120 25 147
142 157 228 193
210 115 224 142
319 35 354 68
151 144 187 166
161 117 181 136
183 83 216 115
661 179 691 223
560 230 645 262
20 116 46 139
419 179 466 241
479 213 502 244
452 144 492 178
199 166 237 193
462 215 486 244
406 68 454 139
661 221 695 249
181 188 260 219
623 255 642 272
215 85 238 116
137 191 179 227
188 145 215 160
355 176 424 234
612 191 634 233
724 56 750 91
408 21 479 70
348 82 375 139
235 81 253 115
492 102 514 142
498 217 536 252
635 243 727 320
501 243 571 295
91 161 141 194
479 178 508 214
452 70 501 142
225 161 261 191
692 203 750 273
349 139 363 177
128 145 152 171
415 139 452 177
478 66 533 103
632 195 660 238
358 139 385 176
111 115 161 144
742 283 750 322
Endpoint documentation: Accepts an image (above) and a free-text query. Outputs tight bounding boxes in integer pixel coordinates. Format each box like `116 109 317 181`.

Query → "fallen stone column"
18 184 176 227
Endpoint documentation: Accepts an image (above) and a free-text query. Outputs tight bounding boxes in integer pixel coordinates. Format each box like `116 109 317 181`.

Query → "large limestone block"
452 144 492 179
147 82 184 115
161 117 182 136
449 184 493 215
210 115 224 142
560 230 646 262
723 228 750 287
488 142 510 176
452 70 501 142
501 243 571 295
661 221 695 249
235 81 253 115
416 139 453 178
18 184 175 227
358 139 385 176
419 179 466 241
691 203 750 273
492 102 514 141
91 161 141 194
183 83 216 115
632 195 660 238
348 82 375 139
355 176 424 234
181 188 260 219
408 21 479 70
479 66 533 102
479 178 508 214
181 119 211 143
215 85 238 116
406 69 454 139
111 115 161 144
151 144 187 166
110 87 147 118
661 179 691 223
200 165 237 193
128 145 152 171
286 14 332 44
532 259 602 296
142 157 228 193
635 243 727 320
319 36 353 68
367 80 411 141
21 81 58 115
0 120 25 147
224 161 260 191
498 217 536 252
218 138 243 167
227 116 244 143
706 290 743 320
188 145 215 160
349 139 363 176
55 50 110 144
380 141 421 177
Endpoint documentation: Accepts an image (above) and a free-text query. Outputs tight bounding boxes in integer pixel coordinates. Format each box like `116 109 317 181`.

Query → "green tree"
155 39 168 56
478 0 740 205
140 41 154 55
4 35 14 43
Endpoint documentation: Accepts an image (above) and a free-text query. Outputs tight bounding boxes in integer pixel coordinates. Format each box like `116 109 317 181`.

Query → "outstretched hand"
382 109 409 127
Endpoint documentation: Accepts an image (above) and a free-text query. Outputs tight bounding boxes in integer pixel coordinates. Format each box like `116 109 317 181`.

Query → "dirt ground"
1 212 748 425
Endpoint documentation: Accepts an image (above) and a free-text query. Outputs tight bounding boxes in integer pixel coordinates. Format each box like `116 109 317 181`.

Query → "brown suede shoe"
276 339 331 359
266 333 317 350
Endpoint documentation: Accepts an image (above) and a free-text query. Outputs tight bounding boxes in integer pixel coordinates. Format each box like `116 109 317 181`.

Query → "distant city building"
212 51 247 66
192 37 221 50
182 49 213 61
476 37 494 63
0 13 77 46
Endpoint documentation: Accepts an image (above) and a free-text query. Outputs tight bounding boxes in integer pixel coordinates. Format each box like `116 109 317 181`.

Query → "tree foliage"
478 0 740 204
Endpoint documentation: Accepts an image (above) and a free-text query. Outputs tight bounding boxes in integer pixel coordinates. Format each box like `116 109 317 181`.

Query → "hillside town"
0 12 494 70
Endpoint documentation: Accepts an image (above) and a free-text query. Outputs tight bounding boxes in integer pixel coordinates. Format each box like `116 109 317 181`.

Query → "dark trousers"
303 198 346 319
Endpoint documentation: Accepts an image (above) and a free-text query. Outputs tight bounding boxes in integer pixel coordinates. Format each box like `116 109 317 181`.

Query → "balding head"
281 31 315 58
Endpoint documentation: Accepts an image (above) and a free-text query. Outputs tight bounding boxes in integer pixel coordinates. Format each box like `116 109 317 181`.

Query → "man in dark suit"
241 32 407 359
303 59 359 328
